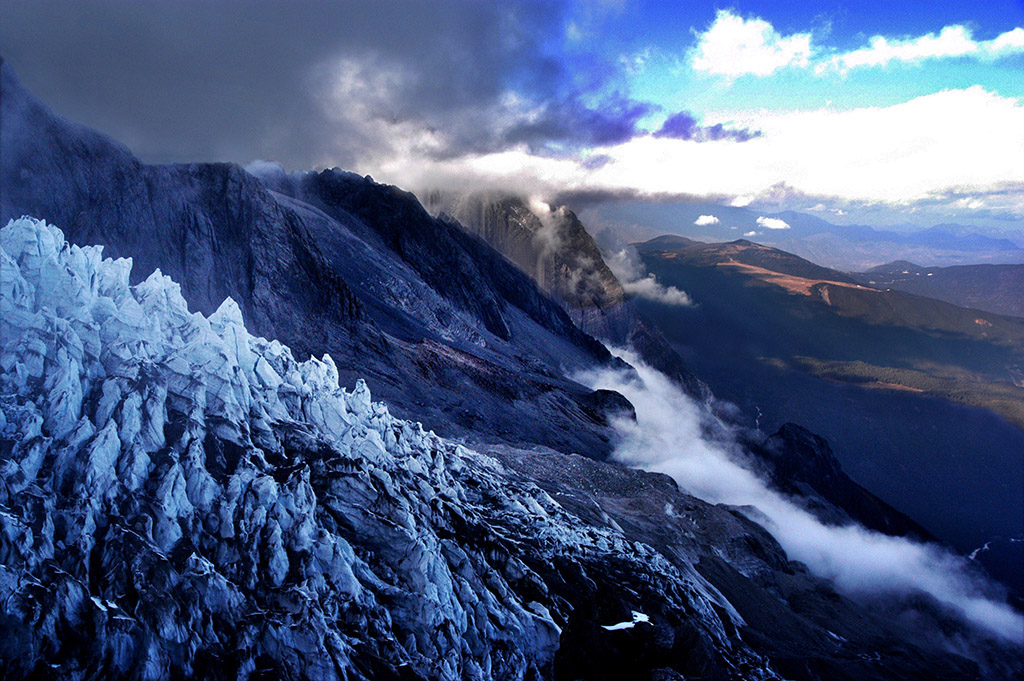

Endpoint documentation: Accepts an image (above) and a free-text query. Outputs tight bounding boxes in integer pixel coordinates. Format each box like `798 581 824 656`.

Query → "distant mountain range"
855 261 1024 318
628 235 1024 603
584 200 1024 271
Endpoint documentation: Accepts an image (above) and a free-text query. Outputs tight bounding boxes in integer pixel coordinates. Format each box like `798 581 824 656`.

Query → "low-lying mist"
579 349 1024 643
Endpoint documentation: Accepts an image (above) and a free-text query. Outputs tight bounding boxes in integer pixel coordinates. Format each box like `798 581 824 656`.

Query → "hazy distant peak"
865 259 925 273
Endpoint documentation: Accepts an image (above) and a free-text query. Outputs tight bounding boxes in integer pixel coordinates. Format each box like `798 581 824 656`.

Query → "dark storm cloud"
654 111 762 142
0 0 586 168
504 94 657 152
654 112 701 140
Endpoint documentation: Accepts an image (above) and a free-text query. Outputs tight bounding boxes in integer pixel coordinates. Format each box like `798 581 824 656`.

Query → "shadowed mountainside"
0 57 626 458
629 236 1024 568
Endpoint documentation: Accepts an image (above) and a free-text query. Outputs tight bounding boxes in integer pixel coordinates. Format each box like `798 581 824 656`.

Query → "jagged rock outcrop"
422 194 625 313
2 217 1018 680
423 193 707 397
749 424 935 540
0 57 624 459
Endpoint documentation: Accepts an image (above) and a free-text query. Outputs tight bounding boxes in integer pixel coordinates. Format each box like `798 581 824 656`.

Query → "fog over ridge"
579 349 1024 643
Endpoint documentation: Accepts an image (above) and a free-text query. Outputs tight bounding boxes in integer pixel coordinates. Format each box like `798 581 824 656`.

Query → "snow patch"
602 611 651 631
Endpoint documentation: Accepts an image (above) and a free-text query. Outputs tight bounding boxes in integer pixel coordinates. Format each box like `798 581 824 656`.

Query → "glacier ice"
601 611 650 631
0 217 769 680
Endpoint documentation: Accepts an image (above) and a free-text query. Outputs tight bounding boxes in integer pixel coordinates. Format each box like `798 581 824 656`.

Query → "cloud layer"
0 0 639 167
3 2 1021 223
378 86 1024 216
579 350 1024 643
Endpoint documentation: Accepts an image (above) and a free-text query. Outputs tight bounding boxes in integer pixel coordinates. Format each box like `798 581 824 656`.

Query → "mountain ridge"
582 200 1024 270
855 261 1024 319
0 57 624 459
628 234 1024 579
2 215 1017 680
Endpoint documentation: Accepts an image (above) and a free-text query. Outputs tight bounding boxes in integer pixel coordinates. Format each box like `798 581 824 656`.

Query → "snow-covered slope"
5 217 1015 680
0 217 751 679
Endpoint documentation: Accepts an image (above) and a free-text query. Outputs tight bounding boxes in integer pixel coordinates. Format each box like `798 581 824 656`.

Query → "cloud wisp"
823 25 1024 73
380 85 1024 218
578 349 1024 643
756 216 790 230
604 247 694 307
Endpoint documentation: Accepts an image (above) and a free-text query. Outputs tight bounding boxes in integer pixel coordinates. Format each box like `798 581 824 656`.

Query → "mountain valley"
625 236 1024 594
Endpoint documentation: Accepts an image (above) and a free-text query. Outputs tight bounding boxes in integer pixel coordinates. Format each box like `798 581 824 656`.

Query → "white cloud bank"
578 350 1024 643
377 86 1024 212
621 276 694 306
604 247 694 307
690 10 1024 77
694 214 720 226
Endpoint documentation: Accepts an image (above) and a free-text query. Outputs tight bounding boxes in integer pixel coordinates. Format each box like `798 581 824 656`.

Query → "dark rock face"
580 389 637 425
424 192 708 398
0 58 622 459
749 424 936 541
422 193 625 312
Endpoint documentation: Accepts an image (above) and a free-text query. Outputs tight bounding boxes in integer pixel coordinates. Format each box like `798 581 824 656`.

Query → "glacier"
0 217 770 679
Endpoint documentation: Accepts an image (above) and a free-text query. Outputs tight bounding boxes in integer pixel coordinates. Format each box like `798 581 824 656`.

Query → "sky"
2 0 1023 228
